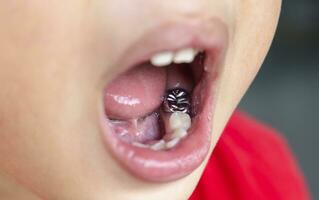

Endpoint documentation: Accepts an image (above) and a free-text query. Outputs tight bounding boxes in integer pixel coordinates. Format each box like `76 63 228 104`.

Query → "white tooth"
150 51 174 67
173 48 197 64
150 140 166 151
169 111 191 131
171 128 188 139
132 142 150 148
165 138 181 149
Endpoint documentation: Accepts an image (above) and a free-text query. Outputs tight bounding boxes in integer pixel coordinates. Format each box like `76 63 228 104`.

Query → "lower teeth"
171 128 188 139
150 140 166 151
169 112 191 131
132 142 150 148
132 111 192 151
165 137 181 149
131 88 192 151
163 88 191 115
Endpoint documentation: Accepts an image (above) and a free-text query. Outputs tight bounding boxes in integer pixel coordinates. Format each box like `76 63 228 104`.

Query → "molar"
171 128 188 139
169 111 191 131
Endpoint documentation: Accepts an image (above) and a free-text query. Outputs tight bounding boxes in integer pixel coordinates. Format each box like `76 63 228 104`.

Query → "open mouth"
100 22 228 182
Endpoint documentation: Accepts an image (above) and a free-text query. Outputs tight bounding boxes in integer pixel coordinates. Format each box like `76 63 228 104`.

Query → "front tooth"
169 111 191 131
173 48 197 64
132 142 150 148
166 137 180 149
171 128 188 139
150 140 166 151
150 51 174 67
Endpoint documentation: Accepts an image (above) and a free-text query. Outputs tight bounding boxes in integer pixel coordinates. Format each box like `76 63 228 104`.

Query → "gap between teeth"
132 111 191 151
150 48 199 67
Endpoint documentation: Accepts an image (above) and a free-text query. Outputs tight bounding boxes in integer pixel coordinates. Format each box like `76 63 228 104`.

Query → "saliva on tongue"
104 62 194 145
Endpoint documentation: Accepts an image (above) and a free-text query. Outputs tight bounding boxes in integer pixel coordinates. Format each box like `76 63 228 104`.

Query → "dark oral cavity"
103 52 205 147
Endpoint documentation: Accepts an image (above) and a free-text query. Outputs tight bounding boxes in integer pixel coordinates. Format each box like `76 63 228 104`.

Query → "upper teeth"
150 48 199 67
150 51 174 67
174 48 198 64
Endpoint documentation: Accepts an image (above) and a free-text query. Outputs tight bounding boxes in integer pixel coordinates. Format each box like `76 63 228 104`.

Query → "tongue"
104 63 166 120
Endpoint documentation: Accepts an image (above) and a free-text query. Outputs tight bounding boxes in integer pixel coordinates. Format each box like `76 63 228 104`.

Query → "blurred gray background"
239 0 319 198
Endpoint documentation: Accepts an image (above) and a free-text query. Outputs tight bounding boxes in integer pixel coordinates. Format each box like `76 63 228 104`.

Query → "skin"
0 0 281 200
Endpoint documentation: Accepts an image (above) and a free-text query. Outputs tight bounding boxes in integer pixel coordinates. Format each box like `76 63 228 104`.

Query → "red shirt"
190 111 311 200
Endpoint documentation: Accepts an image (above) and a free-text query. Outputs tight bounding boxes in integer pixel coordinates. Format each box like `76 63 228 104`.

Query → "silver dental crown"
163 88 191 115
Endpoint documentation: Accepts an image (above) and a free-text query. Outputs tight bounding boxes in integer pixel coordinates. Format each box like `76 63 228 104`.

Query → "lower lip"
99 70 217 182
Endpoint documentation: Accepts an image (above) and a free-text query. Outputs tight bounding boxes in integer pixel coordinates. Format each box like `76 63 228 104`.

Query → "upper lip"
100 18 228 182
110 18 228 79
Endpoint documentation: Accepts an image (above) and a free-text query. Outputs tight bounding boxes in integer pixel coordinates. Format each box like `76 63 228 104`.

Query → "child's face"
0 1 281 199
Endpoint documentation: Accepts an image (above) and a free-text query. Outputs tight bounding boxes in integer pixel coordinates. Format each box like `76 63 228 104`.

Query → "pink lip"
99 19 228 182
